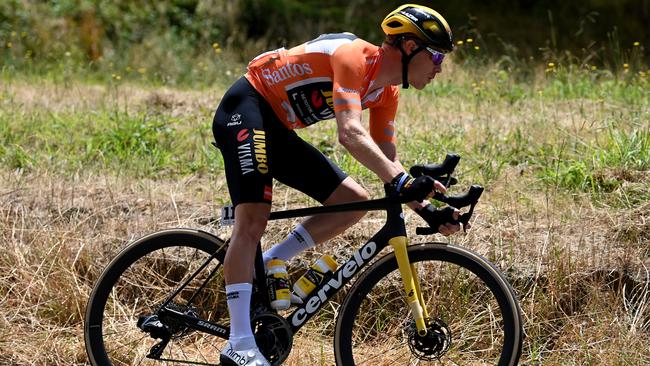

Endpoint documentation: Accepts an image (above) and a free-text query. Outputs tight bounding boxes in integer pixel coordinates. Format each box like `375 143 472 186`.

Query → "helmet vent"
423 21 440 34
385 20 403 28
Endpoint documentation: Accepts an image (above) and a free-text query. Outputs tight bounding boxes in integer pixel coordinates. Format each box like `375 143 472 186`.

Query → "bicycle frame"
156 185 433 341
270 187 429 335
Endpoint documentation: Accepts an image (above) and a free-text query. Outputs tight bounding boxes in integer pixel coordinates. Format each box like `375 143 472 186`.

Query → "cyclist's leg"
212 77 273 365
225 203 270 284
262 176 368 263
214 77 274 282
303 176 369 243
266 121 368 259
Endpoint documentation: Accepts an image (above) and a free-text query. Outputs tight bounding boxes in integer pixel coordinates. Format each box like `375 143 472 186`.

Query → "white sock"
263 224 316 264
225 283 256 350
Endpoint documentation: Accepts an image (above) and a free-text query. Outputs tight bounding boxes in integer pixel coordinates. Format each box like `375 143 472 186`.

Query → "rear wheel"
84 229 228 365
334 242 523 365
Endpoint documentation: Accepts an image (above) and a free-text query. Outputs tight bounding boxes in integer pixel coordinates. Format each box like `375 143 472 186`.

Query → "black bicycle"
84 154 523 365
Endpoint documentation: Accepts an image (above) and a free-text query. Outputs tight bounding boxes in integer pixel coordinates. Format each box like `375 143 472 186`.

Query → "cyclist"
212 4 461 365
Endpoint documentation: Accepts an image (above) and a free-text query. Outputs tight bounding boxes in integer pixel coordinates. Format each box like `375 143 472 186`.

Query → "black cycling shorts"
212 77 348 206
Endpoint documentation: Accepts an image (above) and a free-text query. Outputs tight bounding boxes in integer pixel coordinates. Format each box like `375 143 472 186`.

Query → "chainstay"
148 357 218 365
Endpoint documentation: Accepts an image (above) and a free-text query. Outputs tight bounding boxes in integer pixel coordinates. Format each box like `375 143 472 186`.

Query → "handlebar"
409 153 484 235
268 153 482 236
416 185 484 235
432 185 484 208
410 153 460 187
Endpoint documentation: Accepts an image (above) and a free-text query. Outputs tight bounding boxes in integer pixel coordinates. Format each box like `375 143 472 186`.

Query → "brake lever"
417 185 484 235
432 185 484 208
458 201 477 232
410 153 460 188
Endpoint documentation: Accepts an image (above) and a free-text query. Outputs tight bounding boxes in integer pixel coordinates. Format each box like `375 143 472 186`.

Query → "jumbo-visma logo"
286 79 334 125
237 129 250 142
252 129 268 174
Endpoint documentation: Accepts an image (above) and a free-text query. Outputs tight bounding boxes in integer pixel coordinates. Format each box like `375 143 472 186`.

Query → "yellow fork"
411 262 430 320
389 236 428 336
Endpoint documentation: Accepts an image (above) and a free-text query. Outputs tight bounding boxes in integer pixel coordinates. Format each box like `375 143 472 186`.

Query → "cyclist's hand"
432 179 447 195
416 204 465 236
391 172 438 202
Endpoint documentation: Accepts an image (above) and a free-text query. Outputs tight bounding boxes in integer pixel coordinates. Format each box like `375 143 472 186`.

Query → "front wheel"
334 242 523 366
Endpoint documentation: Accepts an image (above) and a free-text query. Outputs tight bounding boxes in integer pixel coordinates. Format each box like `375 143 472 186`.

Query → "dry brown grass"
1 79 649 365
3 79 222 120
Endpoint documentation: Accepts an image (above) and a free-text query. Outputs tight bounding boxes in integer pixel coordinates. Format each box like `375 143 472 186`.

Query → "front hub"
406 317 452 361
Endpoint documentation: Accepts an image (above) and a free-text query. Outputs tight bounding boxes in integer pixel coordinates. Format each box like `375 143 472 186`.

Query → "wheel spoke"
335 244 521 365
85 234 226 365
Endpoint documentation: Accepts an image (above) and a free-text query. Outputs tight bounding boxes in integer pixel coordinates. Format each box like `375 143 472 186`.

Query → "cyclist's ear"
401 39 419 54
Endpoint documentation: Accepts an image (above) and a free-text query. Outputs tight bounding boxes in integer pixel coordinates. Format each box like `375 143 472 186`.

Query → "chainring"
251 310 294 365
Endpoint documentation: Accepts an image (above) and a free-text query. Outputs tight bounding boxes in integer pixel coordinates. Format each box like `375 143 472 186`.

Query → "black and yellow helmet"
382 4 454 53
381 4 454 88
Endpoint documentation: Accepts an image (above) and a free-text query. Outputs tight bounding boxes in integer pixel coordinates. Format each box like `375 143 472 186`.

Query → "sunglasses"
425 46 445 65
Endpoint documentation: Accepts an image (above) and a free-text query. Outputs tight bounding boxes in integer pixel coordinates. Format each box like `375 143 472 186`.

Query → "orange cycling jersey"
244 33 399 143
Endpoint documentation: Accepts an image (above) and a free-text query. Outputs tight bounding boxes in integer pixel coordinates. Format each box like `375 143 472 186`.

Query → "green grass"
1 65 649 365
2 4 649 363
538 128 649 186
0 93 223 177
2 61 648 207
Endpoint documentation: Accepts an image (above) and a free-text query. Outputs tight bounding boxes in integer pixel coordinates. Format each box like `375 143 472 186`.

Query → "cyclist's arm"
379 140 459 235
368 94 440 209
376 140 430 211
336 109 403 183
367 87 459 235
331 45 404 183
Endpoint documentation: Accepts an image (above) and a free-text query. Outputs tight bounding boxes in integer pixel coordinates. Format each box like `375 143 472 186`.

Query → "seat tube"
254 241 271 308
389 236 428 336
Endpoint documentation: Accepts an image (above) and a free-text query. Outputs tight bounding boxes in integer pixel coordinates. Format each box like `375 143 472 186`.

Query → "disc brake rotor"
406 317 452 361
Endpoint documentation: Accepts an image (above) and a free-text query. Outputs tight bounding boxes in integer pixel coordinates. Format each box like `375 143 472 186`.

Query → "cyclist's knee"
351 185 369 202
345 179 369 201
326 177 369 204
232 203 270 244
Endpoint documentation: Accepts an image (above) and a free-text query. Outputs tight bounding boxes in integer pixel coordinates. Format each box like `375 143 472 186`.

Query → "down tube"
287 228 394 333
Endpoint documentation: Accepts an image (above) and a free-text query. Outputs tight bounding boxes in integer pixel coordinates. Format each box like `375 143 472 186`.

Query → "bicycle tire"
84 229 227 366
334 242 523 366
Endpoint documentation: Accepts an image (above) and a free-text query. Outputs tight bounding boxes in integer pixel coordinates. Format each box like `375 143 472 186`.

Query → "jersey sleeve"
330 44 365 114
369 86 399 144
